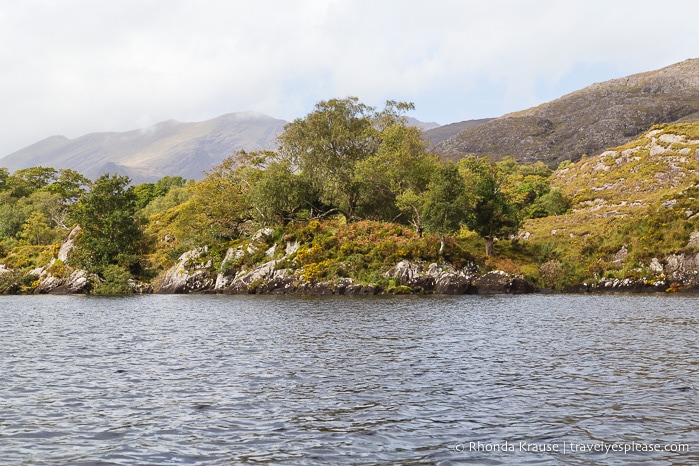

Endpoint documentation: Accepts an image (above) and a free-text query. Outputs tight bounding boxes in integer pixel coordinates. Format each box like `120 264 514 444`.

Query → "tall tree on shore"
72 174 146 272
278 97 414 221
422 163 468 255
460 157 519 257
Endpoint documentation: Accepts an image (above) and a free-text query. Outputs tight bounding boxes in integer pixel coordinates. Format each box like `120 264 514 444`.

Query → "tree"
278 97 415 221
422 163 468 255
8 166 58 197
460 157 519 257
182 153 261 243
355 124 438 228
19 211 56 245
0 168 9 192
249 157 313 225
72 174 145 272
49 169 90 204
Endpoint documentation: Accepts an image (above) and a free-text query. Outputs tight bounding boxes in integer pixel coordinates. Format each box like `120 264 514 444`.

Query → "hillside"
437 59 699 166
0 112 287 182
422 118 494 146
522 122 699 287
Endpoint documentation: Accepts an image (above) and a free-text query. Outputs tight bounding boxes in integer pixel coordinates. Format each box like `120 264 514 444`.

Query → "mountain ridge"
0 112 288 182
437 58 699 165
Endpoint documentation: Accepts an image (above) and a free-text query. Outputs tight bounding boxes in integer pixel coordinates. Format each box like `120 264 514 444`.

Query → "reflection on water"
0 294 697 464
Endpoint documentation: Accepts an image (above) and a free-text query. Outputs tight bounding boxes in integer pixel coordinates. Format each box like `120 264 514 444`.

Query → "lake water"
0 294 697 465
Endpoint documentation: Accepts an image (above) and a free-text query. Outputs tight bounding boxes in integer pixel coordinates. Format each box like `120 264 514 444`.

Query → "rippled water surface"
1 294 698 464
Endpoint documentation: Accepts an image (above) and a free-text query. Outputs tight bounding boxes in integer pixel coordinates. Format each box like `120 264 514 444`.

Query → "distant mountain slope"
404 117 440 132
0 112 287 182
423 118 494 146
437 59 699 165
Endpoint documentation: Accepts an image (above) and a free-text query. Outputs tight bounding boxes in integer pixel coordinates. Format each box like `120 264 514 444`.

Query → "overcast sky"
1 0 698 157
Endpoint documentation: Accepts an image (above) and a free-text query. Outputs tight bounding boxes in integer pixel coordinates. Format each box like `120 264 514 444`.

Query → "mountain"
1 112 445 183
0 112 287 182
404 117 440 132
437 59 699 166
423 118 494 146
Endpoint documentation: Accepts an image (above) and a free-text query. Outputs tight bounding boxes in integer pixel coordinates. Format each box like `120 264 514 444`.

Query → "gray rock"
385 260 422 284
592 277 666 293
57 225 81 262
472 270 537 294
215 246 244 290
426 263 471 294
33 268 94 294
157 247 215 293
384 260 474 294
228 259 280 293
612 245 628 264
64 269 92 293
663 252 699 287
649 258 664 274
129 279 154 294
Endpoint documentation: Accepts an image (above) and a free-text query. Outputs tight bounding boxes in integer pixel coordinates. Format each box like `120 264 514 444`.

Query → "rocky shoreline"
4 233 699 295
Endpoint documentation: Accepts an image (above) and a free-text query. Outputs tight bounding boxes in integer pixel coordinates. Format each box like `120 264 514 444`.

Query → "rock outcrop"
156 246 215 293
30 226 94 294
471 270 538 294
384 260 476 294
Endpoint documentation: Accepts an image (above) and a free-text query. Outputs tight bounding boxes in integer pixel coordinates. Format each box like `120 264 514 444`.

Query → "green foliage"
249 157 312 225
181 153 261 244
460 157 519 256
278 97 416 221
93 264 132 296
48 169 90 203
72 173 146 272
8 166 58 197
134 176 187 210
355 124 438 226
140 186 191 217
422 163 468 253
531 188 570 217
0 269 20 294
19 211 57 245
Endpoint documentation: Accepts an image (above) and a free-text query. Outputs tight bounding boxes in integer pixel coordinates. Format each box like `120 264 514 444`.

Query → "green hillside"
522 123 699 287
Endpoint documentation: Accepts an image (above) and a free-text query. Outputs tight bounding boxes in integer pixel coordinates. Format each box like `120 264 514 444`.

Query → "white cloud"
1 0 698 156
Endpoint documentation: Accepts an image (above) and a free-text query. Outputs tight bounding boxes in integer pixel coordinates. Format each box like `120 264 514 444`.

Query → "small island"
2 96 699 296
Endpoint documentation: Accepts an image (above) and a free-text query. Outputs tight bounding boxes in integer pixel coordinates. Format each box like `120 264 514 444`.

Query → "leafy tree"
278 97 414 221
154 176 187 196
460 157 519 257
19 211 56 245
355 124 438 227
133 183 156 210
250 157 313 225
0 193 26 240
72 174 145 272
422 163 468 255
48 169 90 203
135 176 188 211
140 185 191 217
531 188 570 217
8 166 58 197
0 168 9 192
181 153 261 243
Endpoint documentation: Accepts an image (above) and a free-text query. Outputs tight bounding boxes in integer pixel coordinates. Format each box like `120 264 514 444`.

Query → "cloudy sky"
1 0 698 157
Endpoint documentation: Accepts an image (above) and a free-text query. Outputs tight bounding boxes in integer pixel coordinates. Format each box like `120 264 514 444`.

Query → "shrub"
93 265 132 296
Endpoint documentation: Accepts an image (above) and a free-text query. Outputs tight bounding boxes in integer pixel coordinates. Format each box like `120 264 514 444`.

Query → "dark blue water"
0 294 697 464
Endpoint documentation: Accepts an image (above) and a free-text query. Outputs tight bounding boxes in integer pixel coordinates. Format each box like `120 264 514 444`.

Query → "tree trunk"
485 237 494 257
439 235 445 256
